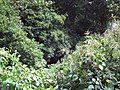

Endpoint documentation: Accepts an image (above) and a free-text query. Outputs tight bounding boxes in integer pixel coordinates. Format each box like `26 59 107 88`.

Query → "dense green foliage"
0 26 120 89
13 0 71 63
0 0 120 90
0 0 44 66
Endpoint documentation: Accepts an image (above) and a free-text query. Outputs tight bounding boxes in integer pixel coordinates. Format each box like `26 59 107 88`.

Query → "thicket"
0 0 120 90
0 0 44 66
13 0 71 64
0 25 120 89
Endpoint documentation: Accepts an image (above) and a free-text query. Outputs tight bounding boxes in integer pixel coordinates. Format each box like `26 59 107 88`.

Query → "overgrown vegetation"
0 0 120 90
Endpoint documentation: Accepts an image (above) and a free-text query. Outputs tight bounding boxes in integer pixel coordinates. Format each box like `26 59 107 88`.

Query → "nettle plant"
0 48 55 90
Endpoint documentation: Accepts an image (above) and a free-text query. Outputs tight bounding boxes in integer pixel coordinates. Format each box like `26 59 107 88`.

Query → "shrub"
0 0 120 90
0 0 44 66
0 48 55 90
0 22 119 90
12 0 71 63
53 24 120 89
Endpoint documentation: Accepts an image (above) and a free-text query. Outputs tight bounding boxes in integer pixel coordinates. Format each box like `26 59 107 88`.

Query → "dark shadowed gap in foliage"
42 47 70 67
53 0 110 35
